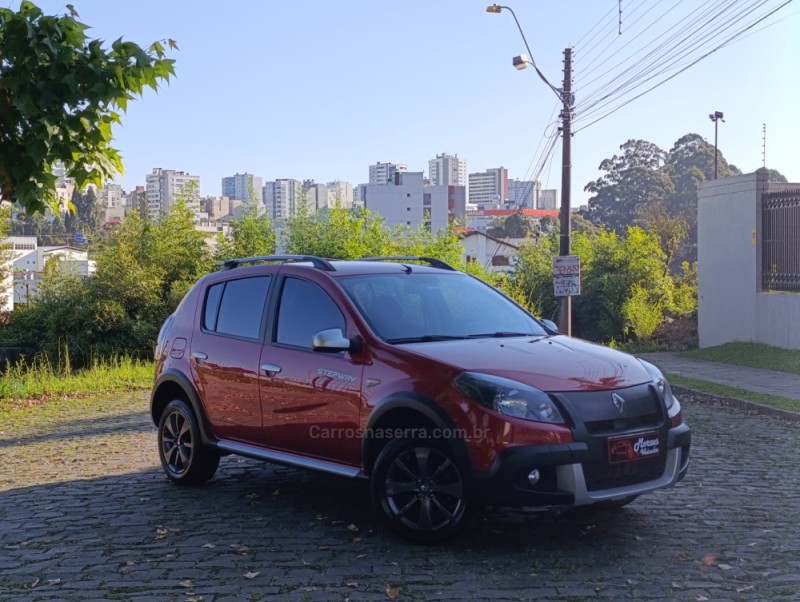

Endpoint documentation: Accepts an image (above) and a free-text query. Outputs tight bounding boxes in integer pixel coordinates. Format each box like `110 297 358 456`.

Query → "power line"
574 0 794 132
578 0 748 110
576 0 784 119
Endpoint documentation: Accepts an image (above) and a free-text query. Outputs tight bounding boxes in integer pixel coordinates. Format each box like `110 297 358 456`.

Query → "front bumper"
475 423 691 506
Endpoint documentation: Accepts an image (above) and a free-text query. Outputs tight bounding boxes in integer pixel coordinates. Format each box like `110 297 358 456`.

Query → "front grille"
583 454 667 491
585 412 662 435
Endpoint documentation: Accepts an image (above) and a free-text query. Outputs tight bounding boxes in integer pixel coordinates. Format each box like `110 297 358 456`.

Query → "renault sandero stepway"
150 255 690 542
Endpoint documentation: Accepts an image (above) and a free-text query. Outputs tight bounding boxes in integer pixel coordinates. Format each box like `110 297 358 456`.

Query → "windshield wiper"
386 335 469 344
467 331 539 339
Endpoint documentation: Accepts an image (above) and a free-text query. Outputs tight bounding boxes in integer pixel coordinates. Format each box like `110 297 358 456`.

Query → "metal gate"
762 189 800 293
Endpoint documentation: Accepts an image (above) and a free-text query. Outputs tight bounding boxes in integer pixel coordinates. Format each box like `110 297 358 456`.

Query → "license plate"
607 431 661 464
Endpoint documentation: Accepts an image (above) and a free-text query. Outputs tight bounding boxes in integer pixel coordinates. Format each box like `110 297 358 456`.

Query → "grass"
0 355 154 410
681 342 800 375
667 373 800 413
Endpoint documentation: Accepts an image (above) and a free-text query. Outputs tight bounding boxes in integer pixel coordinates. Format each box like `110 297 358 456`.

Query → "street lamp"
709 111 724 179
487 4 574 335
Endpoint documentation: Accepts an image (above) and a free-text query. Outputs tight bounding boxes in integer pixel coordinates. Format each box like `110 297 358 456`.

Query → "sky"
22 0 800 206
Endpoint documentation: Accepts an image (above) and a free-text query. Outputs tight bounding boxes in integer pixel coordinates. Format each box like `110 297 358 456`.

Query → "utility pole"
558 48 573 335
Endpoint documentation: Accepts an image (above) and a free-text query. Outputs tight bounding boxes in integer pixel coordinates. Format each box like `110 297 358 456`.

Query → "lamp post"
709 111 724 179
487 4 574 334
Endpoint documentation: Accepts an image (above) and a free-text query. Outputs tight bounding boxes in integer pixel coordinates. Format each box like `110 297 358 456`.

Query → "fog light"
527 469 541 486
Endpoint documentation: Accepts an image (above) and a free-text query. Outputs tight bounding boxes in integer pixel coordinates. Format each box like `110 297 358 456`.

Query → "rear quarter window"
202 275 271 339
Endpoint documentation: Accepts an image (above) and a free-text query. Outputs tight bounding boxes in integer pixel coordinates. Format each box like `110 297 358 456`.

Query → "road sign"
553 255 580 297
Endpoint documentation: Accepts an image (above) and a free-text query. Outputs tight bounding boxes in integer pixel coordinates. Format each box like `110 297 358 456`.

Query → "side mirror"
312 328 362 353
540 319 559 333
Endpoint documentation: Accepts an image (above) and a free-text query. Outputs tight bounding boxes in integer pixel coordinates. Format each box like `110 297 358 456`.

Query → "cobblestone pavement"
2 394 800 601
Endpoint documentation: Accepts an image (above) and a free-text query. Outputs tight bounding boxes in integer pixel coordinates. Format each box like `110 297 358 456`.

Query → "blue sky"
25 0 800 205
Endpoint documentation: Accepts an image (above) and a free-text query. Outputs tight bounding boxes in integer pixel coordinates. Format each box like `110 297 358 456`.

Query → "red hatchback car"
150 255 690 542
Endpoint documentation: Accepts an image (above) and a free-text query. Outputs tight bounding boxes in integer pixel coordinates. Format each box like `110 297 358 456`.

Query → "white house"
4 237 96 305
460 231 523 273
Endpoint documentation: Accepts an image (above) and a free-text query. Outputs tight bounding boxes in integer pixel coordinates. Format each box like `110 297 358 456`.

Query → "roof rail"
359 256 456 271
220 255 336 271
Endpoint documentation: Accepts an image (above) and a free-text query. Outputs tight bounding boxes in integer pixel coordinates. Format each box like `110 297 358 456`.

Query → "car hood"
401 335 651 392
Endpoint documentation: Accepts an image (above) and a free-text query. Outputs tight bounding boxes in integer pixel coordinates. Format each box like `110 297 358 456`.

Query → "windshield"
339 272 548 343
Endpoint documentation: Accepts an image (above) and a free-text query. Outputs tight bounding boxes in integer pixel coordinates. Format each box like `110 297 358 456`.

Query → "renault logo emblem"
612 393 625 414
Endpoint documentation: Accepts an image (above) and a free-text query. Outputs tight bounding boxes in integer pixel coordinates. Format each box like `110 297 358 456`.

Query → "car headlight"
639 359 680 417
453 372 565 424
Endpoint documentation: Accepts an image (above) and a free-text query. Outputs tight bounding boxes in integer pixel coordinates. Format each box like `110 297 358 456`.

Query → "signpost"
553 255 580 298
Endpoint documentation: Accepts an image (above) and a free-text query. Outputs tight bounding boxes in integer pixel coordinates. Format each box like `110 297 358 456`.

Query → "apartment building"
364 172 466 233
507 179 541 209
221 173 264 206
369 162 407 185
145 168 201 220
469 167 508 209
428 153 467 187
539 189 558 210
264 179 306 220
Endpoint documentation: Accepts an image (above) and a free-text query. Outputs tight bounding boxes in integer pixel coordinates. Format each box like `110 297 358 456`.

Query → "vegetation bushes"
510 225 696 344
1 193 701 371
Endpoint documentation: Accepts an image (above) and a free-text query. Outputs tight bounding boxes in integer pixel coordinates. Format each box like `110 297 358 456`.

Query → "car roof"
217 255 461 277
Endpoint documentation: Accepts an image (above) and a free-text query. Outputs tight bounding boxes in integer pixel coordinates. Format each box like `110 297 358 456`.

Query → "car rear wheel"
371 438 473 543
158 399 219 486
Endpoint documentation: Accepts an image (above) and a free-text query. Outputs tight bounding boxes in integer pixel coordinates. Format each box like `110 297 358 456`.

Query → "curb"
672 384 800 425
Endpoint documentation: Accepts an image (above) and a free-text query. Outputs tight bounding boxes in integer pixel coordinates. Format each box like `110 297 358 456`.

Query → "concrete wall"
698 172 760 347
698 169 800 350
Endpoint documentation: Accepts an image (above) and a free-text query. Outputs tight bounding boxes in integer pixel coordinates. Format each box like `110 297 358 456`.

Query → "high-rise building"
221 173 263 206
369 162 407 185
302 180 328 212
469 167 508 209
539 189 558 210
325 180 354 209
364 172 466 233
264 179 305 220
126 186 147 218
507 179 541 209
428 153 467 187
145 168 201 220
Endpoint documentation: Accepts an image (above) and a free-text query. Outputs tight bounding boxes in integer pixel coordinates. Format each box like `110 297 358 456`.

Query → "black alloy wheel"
371 438 472 543
157 399 219 485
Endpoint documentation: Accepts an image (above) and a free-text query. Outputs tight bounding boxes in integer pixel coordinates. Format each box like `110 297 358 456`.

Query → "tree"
214 204 276 262
665 133 740 264
72 186 102 235
571 227 676 342
636 199 689 274
584 139 674 233
0 1 176 215
487 212 535 239
766 168 788 183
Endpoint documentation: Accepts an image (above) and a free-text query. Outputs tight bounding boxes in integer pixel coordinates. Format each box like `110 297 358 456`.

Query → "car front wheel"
157 399 219 486
371 438 473 543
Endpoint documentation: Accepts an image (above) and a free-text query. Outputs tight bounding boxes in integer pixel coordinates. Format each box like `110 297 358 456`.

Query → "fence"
762 188 800 293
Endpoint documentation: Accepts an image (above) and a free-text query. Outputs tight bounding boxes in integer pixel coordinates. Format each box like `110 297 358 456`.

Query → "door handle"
192 352 208 362
261 363 282 374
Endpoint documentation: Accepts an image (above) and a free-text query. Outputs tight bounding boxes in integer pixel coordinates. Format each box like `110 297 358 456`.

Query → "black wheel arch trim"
362 392 474 476
150 369 218 447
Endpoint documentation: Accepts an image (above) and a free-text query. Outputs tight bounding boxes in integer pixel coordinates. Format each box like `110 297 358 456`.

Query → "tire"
371 438 473 543
157 399 220 486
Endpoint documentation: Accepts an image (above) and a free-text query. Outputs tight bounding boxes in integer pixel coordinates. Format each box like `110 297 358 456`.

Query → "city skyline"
24 0 800 203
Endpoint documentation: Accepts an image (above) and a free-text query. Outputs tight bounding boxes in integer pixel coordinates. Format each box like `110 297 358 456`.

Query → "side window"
203 283 224 331
203 276 271 339
276 278 345 349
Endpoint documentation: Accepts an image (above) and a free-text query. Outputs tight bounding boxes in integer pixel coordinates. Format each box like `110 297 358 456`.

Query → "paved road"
2 393 800 601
